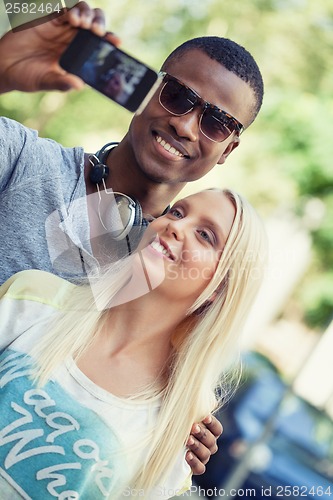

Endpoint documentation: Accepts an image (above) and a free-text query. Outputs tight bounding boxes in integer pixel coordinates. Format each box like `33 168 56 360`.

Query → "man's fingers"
69 1 94 18
186 436 211 464
185 450 206 475
190 421 220 454
202 414 223 438
66 2 106 36
65 4 120 43
104 31 121 47
41 70 84 91
91 8 105 26
91 8 107 36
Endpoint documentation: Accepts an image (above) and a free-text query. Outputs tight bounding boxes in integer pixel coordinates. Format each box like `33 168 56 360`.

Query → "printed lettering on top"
0 349 124 498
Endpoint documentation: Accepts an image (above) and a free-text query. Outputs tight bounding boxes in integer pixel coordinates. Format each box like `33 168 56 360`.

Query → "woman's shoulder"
0 270 76 350
0 269 76 310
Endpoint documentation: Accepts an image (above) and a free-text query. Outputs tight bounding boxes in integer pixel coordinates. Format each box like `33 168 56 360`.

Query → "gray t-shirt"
0 117 94 284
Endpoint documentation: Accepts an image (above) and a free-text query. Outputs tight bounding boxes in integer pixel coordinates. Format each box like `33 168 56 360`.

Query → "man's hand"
186 414 223 475
0 1 120 94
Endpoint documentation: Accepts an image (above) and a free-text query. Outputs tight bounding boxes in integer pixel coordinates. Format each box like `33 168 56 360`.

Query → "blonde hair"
31 188 268 495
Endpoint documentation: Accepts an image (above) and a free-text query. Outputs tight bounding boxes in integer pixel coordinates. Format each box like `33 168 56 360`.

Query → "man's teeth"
151 240 172 258
156 136 184 157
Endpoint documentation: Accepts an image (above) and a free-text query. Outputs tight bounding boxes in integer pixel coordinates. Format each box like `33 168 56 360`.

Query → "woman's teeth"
151 240 172 259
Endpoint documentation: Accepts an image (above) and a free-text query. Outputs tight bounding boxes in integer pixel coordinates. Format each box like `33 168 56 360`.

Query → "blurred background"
1 0 333 497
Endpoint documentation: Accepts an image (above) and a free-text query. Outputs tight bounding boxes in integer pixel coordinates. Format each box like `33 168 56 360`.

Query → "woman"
0 188 267 499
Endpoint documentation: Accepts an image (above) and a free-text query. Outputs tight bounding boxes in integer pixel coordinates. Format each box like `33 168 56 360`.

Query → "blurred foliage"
0 0 332 329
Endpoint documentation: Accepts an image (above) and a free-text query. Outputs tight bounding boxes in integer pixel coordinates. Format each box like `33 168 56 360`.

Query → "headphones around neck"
88 142 146 253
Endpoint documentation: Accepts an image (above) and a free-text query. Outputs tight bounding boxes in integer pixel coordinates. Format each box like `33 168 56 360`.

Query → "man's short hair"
162 36 264 126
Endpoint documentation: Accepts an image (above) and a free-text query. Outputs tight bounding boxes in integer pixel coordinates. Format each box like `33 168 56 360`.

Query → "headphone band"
95 142 119 165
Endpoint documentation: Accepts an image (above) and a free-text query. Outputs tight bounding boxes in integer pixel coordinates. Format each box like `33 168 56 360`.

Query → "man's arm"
186 415 223 475
0 1 120 94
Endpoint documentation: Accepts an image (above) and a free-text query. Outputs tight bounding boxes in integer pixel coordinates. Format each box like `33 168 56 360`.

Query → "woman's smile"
149 237 176 261
135 189 236 304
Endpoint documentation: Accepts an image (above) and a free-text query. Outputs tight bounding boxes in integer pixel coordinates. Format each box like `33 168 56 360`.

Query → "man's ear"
217 136 240 165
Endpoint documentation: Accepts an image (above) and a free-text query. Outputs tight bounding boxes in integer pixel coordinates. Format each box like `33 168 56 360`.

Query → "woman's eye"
169 208 183 219
198 229 213 244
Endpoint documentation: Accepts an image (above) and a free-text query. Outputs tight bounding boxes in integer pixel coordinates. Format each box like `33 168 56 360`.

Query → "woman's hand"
0 1 120 94
186 414 223 475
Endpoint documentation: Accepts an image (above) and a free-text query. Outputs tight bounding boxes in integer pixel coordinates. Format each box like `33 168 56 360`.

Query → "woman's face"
137 190 236 306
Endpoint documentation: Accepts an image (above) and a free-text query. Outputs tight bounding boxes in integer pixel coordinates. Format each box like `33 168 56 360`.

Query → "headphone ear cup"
125 198 146 252
101 196 145 250
131 197 143 227
101 203 122 233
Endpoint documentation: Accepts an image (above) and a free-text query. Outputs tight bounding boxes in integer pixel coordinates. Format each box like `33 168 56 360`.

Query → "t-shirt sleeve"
0 116 83 194
0 116 37 191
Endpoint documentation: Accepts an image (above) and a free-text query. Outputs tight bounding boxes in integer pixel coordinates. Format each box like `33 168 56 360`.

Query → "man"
0 1 263 476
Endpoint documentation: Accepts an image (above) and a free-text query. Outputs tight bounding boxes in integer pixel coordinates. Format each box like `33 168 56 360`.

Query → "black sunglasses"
158 71 243 143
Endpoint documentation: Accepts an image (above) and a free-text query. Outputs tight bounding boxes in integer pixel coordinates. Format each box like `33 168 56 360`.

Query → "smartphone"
60 29 159 112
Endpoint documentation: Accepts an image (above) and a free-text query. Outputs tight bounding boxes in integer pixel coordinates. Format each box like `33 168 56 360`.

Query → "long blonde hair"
31 188 268 494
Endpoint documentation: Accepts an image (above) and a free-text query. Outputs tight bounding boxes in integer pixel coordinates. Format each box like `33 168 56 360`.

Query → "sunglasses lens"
160 79 197 115
201 109 235 142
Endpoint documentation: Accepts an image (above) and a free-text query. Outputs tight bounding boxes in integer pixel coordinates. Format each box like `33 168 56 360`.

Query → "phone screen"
60 29 159 112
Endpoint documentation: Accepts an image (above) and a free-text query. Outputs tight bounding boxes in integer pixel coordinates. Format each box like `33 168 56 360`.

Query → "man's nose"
169 108 202 142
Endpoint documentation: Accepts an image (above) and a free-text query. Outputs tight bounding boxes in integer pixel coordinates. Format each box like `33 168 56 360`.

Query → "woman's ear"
217 136 240 165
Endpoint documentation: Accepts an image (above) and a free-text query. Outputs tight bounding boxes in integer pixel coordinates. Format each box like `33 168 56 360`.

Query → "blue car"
194 352 333 499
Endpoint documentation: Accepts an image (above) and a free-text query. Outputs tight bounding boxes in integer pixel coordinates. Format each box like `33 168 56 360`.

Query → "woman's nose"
166 219 186 241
